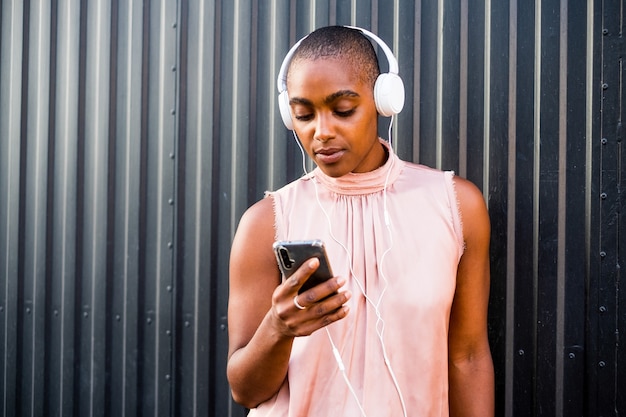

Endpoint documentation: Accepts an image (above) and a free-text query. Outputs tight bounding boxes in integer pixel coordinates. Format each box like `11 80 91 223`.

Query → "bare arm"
448 177 495 417
226 196 351 408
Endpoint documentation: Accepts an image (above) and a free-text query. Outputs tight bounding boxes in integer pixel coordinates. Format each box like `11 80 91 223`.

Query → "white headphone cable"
324 327 368 417
291 116 408 417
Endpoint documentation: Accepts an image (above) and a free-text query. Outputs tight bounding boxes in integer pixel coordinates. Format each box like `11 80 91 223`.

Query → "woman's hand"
269 257 351 338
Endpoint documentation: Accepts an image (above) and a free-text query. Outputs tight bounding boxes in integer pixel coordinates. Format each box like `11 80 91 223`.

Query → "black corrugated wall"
0 1 623 416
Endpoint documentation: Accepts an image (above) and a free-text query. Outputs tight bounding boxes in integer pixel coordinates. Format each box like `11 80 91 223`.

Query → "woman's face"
286 57 385 177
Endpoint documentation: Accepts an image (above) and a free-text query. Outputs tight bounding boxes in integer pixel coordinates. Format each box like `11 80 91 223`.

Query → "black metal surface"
1 1 625 416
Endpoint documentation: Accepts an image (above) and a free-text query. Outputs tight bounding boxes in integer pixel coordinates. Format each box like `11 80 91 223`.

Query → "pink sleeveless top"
252 143 464 416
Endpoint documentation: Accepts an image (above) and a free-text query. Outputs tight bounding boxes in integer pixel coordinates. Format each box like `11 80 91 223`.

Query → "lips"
314 147 345 164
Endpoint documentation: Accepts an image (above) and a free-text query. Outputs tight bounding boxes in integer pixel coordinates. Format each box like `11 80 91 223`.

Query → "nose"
314 112 334 142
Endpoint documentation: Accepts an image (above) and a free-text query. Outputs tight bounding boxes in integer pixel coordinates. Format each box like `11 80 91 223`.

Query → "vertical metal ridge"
136 0 150 410
483 0 492 198
459 0 468 178
0 3 25 416
532 9 541 400
268 2 279 191
153 2 167 410
119 0 131 408
230 0 242 236
412 0 421 163
392 0 400 146
80 1 113 415
86 3 111 414
54 1 80 414
191 1 206 414
27 1 52 413
117 1 144 414
585 0 594 286
435 0 443 169
105 0 117 412
505 0 518 414
555 0 568 414
73 0 87 411
209 5 222 413
392 0 400 63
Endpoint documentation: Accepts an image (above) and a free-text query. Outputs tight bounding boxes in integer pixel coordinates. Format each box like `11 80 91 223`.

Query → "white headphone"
276 26 405 130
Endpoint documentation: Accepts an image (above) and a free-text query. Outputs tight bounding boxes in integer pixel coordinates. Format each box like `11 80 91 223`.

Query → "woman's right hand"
269 257 351 338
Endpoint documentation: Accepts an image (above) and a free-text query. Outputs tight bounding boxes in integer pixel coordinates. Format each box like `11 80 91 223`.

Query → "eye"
292 104 314 122
294 113 314 122
334 108 356 118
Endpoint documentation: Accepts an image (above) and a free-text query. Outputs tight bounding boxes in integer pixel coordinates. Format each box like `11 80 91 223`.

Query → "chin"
317 164 348 178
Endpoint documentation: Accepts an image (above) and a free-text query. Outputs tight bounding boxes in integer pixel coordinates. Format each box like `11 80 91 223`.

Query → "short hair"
287 26 381 89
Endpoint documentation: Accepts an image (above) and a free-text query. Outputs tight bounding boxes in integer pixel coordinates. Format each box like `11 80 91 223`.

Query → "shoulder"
235 195 275 241
230 195 279 293
452 176 490 245
452 177 488 220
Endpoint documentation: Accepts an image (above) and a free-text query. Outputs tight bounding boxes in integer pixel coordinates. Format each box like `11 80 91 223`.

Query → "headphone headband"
345 26 399 74
277 25 405 128
277 26 400 93
276 36 304 94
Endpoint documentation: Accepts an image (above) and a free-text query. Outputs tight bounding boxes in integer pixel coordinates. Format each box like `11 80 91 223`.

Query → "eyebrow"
289 90 361 106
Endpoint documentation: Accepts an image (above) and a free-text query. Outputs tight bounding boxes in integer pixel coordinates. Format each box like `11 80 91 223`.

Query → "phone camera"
278 247 294 269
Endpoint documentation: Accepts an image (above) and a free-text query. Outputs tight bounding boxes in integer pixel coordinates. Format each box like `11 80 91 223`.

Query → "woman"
227 25 494 416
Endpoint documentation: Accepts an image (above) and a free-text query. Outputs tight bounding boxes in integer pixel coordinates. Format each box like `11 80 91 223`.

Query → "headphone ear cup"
374 73 405 117
278 90 294 130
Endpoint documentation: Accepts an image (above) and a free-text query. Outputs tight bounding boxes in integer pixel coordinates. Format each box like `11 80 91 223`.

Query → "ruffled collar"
310 139 403 196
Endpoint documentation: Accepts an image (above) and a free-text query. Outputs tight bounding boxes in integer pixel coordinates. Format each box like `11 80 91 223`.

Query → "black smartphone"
273 239 334 294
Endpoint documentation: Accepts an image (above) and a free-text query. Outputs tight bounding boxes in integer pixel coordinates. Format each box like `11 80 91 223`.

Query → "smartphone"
273 239 334 294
